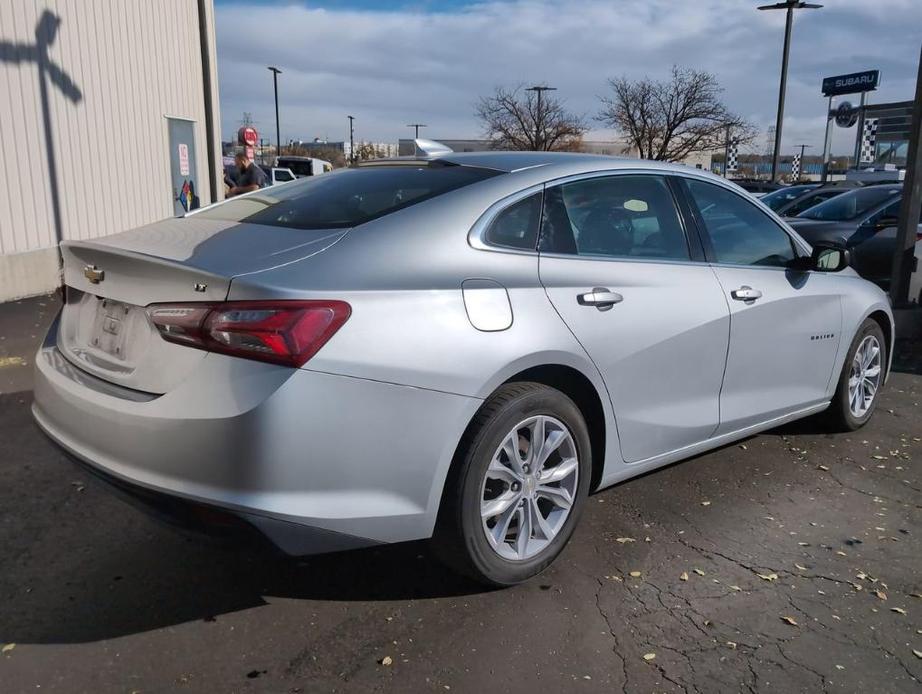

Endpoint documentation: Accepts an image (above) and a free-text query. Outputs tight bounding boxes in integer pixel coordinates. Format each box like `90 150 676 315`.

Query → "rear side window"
685 179 796 268
197 164 501 230
483 193 542 250
540 175 690 261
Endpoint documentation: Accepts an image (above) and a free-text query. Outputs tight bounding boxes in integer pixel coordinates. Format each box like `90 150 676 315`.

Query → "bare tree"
598 66 756 162
475 84 587 151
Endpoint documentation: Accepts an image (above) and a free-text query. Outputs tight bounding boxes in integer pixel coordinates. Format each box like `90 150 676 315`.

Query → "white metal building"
0 0 222 301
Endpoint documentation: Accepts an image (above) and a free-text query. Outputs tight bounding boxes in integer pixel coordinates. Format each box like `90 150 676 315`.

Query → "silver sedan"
33 149 893 585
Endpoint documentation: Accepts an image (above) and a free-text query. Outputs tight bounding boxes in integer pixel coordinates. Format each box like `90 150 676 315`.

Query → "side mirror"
811 243 850 272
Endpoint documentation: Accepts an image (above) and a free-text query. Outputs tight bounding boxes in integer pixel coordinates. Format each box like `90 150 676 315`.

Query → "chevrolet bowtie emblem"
83 265 105 284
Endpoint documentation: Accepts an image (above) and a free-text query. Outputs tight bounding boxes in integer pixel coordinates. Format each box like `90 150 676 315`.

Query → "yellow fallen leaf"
875 590 888 601
835 665 845 670
757 573 779 582
781 616 798 626
616 537 636 544
795 563 808 571
642 653 656 661
835 551 847 556
680 572 689 582
914 650 922 659
891 607 906 615
1 643 14 654
629 571 642 578
909 593 922 599
729 585 741 591
817 464 829 471
379 656 393 666
693 568 705 576
726 641 737 649
701 501 711 506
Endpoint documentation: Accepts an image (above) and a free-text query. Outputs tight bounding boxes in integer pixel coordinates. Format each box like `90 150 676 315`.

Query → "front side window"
197 163 501 230
685 179 796 268
483 192 542 250
540 175 689 261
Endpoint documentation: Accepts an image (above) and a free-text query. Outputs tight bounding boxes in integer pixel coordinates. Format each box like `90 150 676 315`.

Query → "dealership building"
0 0 222 301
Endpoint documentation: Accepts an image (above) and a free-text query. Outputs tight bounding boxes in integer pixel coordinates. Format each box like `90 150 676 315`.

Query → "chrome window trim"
537 251 709 268
468 184 545 255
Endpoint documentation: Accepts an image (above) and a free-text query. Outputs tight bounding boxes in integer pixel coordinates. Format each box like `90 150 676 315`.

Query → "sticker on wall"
178 143 190 176
176 179 199 212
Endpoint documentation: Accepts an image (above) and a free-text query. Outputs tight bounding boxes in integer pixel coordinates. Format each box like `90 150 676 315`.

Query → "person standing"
227 152 267 197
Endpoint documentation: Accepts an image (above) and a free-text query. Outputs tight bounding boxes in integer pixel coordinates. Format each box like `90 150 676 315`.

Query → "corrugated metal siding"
0 0 219 257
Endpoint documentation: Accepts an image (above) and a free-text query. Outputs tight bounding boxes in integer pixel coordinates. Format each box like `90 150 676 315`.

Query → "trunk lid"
57 216 347 394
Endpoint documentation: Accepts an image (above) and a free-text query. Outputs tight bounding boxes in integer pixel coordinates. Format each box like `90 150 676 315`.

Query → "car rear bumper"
32 334 480 554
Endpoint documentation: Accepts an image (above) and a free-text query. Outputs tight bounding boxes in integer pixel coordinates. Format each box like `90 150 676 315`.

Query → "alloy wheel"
480 415 579 561
848 335 882 418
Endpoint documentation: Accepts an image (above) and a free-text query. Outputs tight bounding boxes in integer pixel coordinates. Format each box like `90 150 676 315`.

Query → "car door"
538 173 730 463
680 177 842 434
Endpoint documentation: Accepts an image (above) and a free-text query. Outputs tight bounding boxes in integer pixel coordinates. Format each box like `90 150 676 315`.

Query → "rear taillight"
146 300 350 367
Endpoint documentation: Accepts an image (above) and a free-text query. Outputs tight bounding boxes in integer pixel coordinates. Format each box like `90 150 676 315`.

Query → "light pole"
407 123 427 139
347 115 355 165
525 85 557 150
267 66 282 158
758 1 822 182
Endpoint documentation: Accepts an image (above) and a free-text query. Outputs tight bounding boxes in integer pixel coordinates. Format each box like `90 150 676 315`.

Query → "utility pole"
525 85 557 150
890 44 922 306
407 123 427 139
758 1 822 182
347 115 355 165
267 66 282 158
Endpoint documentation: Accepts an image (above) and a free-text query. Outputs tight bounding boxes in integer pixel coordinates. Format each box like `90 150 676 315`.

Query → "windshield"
799 186 901 221
759 185 818 211
196 163 501 230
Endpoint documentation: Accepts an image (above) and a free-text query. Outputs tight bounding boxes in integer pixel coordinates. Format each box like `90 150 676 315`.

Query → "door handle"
731 286 762 301
577 288 623 310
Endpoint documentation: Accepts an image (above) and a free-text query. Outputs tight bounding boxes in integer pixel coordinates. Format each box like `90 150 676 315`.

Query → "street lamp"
525 85 557 150
407 123 427 139
347 115 355 165
267 66 282 158
758 1 822 182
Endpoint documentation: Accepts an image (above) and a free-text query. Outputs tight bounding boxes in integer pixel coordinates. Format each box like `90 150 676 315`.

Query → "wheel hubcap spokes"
847 335 882 418
480 415 578 561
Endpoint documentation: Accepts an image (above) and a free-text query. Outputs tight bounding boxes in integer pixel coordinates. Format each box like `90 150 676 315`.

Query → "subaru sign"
821 70 880 97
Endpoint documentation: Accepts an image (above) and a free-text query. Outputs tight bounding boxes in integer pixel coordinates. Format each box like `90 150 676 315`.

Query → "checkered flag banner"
860 118 879 164
791 153 801 180
726 142 738 172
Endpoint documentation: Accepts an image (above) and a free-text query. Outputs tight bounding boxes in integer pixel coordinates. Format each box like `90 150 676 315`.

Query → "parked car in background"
276 156 333 178
787 184 922 290
761 182 861 218
731 179 783 197
33 151 893 586
259 166 297 186
758 184 819 211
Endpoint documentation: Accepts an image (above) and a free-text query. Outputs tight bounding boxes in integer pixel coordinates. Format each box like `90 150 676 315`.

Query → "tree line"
476 66 756 161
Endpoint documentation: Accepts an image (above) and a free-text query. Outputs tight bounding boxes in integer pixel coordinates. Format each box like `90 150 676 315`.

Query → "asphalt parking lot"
1 295 921 693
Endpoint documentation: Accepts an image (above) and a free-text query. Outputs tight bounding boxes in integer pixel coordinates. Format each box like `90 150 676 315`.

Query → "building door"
167 118 199 216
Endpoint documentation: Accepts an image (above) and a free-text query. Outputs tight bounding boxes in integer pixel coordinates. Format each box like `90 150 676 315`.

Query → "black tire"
433 382 592 586
826 318 886 431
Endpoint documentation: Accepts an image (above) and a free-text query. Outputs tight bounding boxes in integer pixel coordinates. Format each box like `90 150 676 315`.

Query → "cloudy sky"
214 0 920 155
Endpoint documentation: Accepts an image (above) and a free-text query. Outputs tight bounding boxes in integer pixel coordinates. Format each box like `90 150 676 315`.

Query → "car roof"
372 150 727 182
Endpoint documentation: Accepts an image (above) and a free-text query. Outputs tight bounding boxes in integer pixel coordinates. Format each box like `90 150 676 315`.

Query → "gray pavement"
1 295 921 693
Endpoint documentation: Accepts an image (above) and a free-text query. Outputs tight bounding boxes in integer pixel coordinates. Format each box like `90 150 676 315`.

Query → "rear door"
680 177 841 434
538 173 730 463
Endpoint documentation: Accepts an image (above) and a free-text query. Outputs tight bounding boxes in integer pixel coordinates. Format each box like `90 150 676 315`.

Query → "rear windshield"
759 184 817 211
798 186 900 221
198 163 500 229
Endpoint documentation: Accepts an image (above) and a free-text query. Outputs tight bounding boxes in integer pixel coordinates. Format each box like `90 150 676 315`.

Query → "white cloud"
216 0 920 155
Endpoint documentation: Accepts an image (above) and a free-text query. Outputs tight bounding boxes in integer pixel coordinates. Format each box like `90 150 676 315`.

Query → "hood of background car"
785 218 856 244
